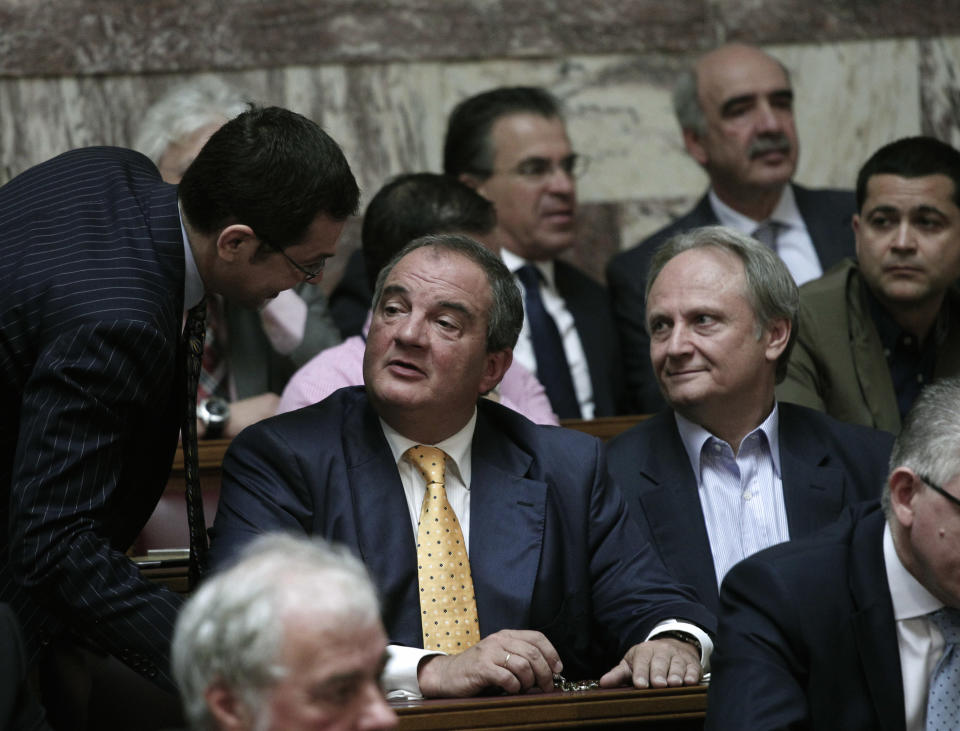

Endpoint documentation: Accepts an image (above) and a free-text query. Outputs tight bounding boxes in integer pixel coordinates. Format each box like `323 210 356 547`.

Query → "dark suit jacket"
706 502 905 731
605 404 893 614
209 388 714 678
0 147 187 689
0 604 49 731
606 184 857 413
554 259 625 417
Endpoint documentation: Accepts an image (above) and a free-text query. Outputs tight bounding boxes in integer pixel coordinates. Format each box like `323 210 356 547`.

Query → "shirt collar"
500 247 557 290
674 401 781 476
380 409 478 488
179 201 205 311
884 522 943 621
708 184 802 232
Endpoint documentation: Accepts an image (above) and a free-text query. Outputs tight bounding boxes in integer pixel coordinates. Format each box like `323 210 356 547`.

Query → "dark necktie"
515 265 582 419
752 220 782 252
182 299 209 588
197 296 229 401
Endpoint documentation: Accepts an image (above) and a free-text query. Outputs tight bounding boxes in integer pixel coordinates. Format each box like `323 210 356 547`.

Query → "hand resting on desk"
417 631 702 697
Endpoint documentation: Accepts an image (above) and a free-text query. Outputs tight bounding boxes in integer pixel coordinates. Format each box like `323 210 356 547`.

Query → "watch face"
207 398 229 419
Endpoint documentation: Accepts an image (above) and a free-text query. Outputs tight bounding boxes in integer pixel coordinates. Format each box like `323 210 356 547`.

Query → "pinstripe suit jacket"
0 147 187 689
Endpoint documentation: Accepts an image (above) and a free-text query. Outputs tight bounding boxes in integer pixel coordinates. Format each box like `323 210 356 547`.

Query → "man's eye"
868 215 892 228
517 158 551 176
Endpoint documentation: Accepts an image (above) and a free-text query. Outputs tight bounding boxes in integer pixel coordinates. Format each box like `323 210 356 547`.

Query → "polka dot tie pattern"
405 445 479 654
927 607 960 730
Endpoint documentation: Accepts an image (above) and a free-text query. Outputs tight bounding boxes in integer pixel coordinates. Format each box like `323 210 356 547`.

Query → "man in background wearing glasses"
445 86 626 419
708 377 960 730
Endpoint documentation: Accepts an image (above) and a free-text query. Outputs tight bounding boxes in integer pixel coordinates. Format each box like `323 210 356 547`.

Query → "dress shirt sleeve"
382 645 443 699
497 361 559 425
8 320 185 690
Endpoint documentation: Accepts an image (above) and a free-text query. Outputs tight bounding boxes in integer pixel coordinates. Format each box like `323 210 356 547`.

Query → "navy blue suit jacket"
554 259 625 417
0 147 187 688
606 185 857 413
210 387 714 678
605 404 893 614
707 502 905 730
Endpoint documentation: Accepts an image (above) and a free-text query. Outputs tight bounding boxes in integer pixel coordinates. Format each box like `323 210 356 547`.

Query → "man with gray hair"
606 43 856 413
607 225 892 615
172 532 397 731
708 377 960 730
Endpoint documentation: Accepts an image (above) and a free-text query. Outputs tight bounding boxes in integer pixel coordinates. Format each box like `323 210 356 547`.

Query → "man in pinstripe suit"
0 105 358 724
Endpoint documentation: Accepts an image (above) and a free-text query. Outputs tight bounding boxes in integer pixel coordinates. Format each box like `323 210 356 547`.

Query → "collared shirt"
179 203 205 312
381 410 711 697
867 287 941 421
709 185 823 285
884 523 946 731
501 248 595 419
675 404 790 586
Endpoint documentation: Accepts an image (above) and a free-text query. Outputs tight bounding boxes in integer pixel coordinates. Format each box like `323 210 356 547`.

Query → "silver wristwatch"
197 396 230 439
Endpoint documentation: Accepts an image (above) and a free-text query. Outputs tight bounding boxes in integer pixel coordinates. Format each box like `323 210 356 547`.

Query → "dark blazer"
210 387 715 678
0 147 187 689
0 604 50 731
706 502 905 731
606 184 857 413
605 404 893 614
554 259 625 417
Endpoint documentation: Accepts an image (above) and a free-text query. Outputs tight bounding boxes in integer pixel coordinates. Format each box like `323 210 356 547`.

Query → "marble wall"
1 2 958 289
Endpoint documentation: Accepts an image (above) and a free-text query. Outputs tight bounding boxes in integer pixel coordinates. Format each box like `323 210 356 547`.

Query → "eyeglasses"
918 473 960 510
260 238 328 282
480 153 589 182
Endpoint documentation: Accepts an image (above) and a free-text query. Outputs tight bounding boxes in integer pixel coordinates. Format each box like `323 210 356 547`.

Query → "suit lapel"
848 509 906 731
847 273 901 430
636 414 720 611
778 406 847 538
343 398 422 645
469 412 547 637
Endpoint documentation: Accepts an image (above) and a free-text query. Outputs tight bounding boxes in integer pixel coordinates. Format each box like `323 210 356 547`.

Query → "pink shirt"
277 334 559 425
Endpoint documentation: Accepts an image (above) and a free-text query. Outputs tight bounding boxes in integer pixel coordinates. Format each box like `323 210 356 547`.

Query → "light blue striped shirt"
675 404 790 587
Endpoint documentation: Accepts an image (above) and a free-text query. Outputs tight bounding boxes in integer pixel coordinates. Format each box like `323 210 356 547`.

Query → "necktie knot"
931 607 960 645
404 445 446 487
516 263 542 291
752 220 782 251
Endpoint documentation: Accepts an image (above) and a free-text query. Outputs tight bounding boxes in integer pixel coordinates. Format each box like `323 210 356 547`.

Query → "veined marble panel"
919 36 960 149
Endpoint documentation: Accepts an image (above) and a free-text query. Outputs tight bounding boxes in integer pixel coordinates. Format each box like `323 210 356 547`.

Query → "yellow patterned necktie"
405 445 480 653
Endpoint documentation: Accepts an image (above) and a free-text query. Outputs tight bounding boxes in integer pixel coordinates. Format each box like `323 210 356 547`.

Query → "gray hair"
171 533 381 731
372 233 524 353
672 48 792 137
882 378 960 517
133 77 251 167
645 225 799 382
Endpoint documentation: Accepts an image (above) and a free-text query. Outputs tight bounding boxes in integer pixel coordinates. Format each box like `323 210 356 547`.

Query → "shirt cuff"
646 619 714 673
259 289 307 354
382 644 444 699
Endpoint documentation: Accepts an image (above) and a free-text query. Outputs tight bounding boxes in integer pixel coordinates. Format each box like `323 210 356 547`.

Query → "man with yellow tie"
209 234 715 698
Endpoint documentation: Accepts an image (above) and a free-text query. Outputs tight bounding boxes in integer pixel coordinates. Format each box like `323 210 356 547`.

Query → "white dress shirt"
380 410 711 697
884 523 946 731
709 185 823 286
676 404 791 587
501 248 595 419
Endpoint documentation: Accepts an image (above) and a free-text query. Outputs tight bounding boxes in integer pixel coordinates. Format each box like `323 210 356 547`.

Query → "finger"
599 659 631 689
646 650 671 688
503 641 556 692
500 630 563 674
665 652 688 686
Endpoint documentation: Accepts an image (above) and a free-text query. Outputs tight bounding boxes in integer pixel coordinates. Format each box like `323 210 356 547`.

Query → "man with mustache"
778 136 960 434
607 43 857 413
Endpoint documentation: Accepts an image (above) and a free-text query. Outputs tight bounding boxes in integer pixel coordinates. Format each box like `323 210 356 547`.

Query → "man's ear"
889 467 922 529
764 317 792 362
478 349 513 396
215 224 258 262
205 682 250 731
682 128 708 167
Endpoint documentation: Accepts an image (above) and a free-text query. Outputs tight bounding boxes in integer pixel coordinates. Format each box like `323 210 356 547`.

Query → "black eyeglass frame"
917 472 960 510
259 236 327 282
